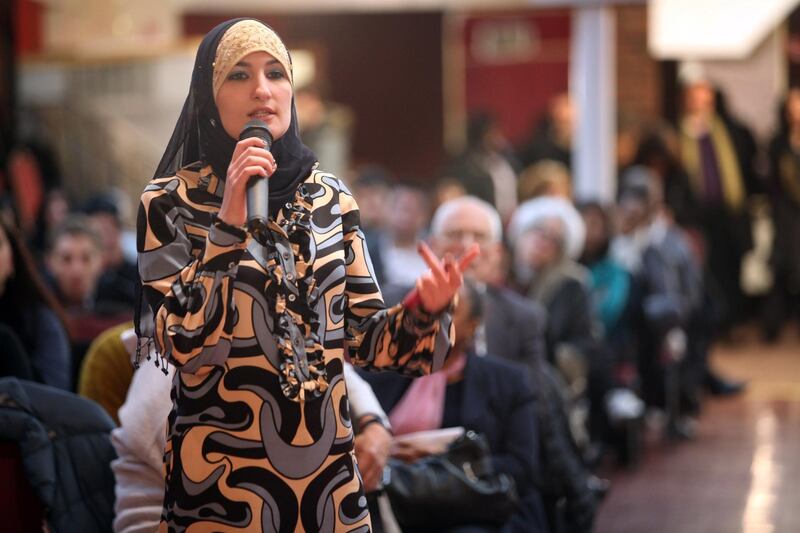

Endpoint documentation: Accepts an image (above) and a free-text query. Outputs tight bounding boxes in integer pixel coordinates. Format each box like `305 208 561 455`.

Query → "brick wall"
616 4 662 125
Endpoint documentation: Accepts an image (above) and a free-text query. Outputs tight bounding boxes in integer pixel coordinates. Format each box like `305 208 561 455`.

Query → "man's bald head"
430 196 502 243
429 196 504 284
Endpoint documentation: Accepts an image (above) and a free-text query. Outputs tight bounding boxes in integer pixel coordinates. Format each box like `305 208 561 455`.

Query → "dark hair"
576 201 612 263
713 87 732 121
633 128 681 175
577 200 611 227
46 215 103 254
466 112 495 149
391 182 430 207
353 165 391 189
82 193 121 225
0 219 69 355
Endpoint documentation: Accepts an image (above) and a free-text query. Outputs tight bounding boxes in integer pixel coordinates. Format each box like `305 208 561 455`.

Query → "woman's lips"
249 111 274 120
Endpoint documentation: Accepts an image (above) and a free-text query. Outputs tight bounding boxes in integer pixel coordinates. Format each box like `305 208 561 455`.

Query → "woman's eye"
267 69 286 80
227 71 248 81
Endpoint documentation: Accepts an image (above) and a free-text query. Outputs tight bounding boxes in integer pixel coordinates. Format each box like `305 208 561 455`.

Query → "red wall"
462 10 571 145
184 12 445 181
15 0 43 56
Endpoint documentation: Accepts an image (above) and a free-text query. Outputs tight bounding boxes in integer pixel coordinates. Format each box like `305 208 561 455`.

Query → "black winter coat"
0 377 116 532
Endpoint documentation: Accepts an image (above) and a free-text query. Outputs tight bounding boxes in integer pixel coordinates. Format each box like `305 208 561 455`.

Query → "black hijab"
153 17 317 215
136 19 317 370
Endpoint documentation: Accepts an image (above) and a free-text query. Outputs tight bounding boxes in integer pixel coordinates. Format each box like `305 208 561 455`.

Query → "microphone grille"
239 119 273 147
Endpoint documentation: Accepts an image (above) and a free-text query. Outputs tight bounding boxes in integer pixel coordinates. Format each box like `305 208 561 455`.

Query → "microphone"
239 119 273 237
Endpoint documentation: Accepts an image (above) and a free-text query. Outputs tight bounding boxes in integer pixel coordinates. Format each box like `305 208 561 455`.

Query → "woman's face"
215 51 293 141
617 198 647 235
518 219 564 270
0 225 14 295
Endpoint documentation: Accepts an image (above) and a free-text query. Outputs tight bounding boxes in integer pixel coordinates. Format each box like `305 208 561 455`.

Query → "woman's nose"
253 73 272 100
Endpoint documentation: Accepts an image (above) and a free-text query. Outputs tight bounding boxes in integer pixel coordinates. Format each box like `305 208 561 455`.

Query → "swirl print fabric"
137 163 453 532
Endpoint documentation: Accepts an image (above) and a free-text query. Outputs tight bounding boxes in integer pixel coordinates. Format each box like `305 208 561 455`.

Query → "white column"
570 5 616 203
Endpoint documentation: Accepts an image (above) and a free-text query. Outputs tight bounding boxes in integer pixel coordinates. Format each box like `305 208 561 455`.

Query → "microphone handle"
246 172 269 236
239 119 273 237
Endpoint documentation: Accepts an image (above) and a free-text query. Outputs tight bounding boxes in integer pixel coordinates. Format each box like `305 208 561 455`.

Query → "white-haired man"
428 196 548 367
423 195 604 533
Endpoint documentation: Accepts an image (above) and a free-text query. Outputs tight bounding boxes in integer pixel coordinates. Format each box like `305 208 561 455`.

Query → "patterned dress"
137 163 453 532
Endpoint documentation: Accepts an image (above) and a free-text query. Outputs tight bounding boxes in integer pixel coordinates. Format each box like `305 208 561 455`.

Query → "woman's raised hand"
217 137 277 227
415 242 480 314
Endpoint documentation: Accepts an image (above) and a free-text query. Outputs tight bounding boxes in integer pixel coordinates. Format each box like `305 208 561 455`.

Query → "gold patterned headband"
212 20 293 98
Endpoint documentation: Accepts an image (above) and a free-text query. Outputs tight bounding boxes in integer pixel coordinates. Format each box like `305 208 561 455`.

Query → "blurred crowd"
1 74 797 532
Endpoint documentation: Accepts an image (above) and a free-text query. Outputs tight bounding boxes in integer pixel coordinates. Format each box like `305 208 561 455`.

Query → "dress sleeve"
137 177 246 374
338 181 454 376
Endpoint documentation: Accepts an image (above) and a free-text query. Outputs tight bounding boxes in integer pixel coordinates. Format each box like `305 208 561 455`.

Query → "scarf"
388 352 468 436
680 115 745 212
135 20 323 396
528 257 588 307
150 18 317 214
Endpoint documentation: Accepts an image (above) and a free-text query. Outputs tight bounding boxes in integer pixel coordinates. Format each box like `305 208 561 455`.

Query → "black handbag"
383 430 519 530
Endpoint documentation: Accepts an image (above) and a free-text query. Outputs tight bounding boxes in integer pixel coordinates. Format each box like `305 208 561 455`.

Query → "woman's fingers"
418 241 480 285
457 243 481 271
242 165 267 178
417 241 447 284
417 274 435 296
231 155 276 176
219 140 278 227
443 255 462 291
414 242 481 313
240 145 276 166
231 137 267 163
230 142 276 181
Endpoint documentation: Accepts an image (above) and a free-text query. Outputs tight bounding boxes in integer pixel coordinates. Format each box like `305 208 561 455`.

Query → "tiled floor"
594 327 800 533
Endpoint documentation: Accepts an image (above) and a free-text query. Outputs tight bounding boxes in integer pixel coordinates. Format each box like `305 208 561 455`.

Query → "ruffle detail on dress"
258 182 328 402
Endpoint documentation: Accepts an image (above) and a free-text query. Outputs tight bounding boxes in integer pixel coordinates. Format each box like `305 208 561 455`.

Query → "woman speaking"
135 18 476 532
